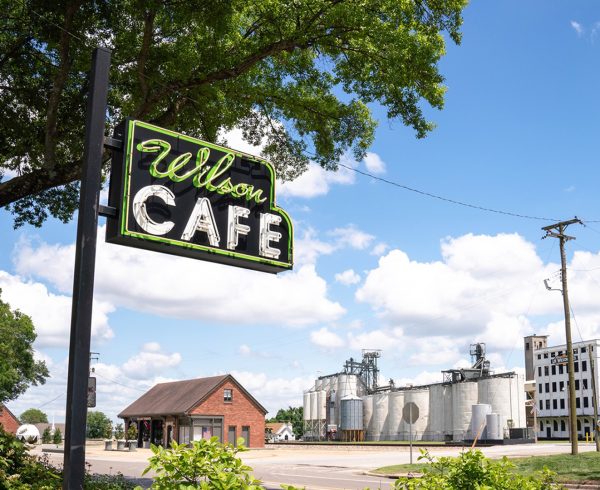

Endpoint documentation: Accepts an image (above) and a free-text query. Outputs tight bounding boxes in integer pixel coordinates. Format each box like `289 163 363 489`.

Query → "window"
574 362 579 373
544 366 549 376
584 397 589 408
552 399 557 410
545 400 550 410
540 421 544 430
538 366 542 377
576 397 581 409
553 420 558 431
538 354 542 360
551 365 556 375
577 420 581 431
539 383 543 393
582 346 587 353
224 389 233 402
574 348 578 354
551 351 556 357
561 420 566 431
526 342 530 350
192 417 223 442
560 399 565 409
575 379 580 391
540 400 543 410
583 379 588 390
559 381 564 391
545 382 550 393
544 353 548 359
582 360 587 372
552 382 557 392
559 365 564 375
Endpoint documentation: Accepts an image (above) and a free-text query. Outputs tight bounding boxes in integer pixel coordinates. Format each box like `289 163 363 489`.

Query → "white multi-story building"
524 335 600 439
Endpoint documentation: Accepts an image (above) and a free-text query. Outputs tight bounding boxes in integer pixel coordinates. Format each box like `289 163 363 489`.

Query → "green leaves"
142 437 263 489
0 291 49 404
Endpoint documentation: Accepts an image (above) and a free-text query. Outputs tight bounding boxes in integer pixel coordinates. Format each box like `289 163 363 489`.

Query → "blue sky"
3 1 600 423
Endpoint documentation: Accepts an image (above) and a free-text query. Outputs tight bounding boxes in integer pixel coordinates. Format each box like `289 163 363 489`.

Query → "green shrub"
126 425 137 441
393 449 564 490
138 437 263 490
41 427 52 444
51 428 62 445
114 424 125 440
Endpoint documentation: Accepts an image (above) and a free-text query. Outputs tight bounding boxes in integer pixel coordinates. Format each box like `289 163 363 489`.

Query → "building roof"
265 422 285 433
119 374 267 418
0 404 20 424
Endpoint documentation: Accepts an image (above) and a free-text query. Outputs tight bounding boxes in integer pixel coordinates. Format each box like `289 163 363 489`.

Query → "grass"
372 451 600 482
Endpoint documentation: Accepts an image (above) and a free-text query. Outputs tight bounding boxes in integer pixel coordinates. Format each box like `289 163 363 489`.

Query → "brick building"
119 374 267 448
0 404 21 435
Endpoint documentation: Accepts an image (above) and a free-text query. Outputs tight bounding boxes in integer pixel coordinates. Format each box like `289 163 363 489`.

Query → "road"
33 442 599 490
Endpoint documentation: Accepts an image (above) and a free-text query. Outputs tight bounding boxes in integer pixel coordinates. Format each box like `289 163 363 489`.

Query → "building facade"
0 404 20 435
119 374 267 448
524 335 600 439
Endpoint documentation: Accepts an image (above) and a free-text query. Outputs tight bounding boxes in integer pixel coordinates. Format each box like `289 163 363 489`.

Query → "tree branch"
137 10 155 103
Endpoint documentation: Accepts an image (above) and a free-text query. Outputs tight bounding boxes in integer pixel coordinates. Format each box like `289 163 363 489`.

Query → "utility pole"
542 217 582 456
589 344 600 452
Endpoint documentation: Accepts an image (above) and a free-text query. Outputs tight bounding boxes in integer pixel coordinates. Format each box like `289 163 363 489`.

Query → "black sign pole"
63 47 111 490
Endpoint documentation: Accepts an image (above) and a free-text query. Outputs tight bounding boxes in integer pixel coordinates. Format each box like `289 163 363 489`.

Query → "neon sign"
106 120 293 273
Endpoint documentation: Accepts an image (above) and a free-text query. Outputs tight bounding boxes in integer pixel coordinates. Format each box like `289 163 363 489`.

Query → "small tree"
52 427 62 445
126 424 138 441
86 411 112 439
41 426 52 444
115 423 125 440
19 408 48 425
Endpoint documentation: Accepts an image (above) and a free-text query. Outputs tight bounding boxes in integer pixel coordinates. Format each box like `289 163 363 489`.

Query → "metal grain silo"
400 389 429 440
387 391 404 440
427 384 451 441
371 392 389 441
451 382 478 440
485 413 503 440
477 375 524 429
362 395 374 439
340 395 363 430
310 391 318 421
317 390 327 420
303 391 311 421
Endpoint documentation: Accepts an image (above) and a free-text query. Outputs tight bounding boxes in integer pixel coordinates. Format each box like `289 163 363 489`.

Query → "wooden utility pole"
542 218 581 456
589 344 600 452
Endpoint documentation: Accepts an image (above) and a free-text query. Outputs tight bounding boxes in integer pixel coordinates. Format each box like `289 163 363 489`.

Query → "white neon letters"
259 213 282 259
227 206 250 250
131 185 283 259
132 185 175 236
182 197 220 246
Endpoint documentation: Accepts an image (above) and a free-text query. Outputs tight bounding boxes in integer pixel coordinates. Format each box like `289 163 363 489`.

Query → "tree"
41 426 52 444
268 406 303 439
19 408 48 425
86 410 112 439
52 427 62 445
0 291 49 403
0 0 466 227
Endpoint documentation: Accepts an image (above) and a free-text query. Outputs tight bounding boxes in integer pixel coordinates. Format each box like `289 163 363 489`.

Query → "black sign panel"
106 120 293 273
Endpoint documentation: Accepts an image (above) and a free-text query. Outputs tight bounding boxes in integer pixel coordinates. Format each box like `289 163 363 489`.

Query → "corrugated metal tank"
340 395 363 430
451 382 478 440
427 384 450 441
371 393 389 441
387 391 405 440
401 389 430 440
470 404 491 439
315 379 323 391
362 395 374 438
303 391 311 421
477 376 524 428
317 390 327 420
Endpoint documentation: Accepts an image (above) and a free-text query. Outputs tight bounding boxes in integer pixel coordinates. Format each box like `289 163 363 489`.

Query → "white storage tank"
401 389 430 440
310 391 318 421
387 391 405 440
486 413 502 440
470 404 491 439
477 375 525 429
340 395 364 430
427 384 451 441
303 392 311 421
452 382 478 440
371 393 389 441
362 395 374 438
317 390 327 420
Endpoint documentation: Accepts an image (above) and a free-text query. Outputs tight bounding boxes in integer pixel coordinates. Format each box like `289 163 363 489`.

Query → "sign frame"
106 119 294 274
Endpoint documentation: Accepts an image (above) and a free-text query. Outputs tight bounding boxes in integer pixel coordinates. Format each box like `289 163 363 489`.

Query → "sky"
2 1 600 424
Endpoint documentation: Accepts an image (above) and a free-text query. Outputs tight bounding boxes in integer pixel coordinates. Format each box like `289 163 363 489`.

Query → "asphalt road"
33 441 599 490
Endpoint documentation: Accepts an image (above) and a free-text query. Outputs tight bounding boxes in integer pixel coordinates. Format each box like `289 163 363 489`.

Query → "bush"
52 428 62 445
126 425 137 441
86 411 112 439
41 427 52 444
138 437 263 490
114 424 125 440
393 449 563 490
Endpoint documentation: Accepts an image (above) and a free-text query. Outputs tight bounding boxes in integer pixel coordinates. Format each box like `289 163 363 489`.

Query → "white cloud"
278 161 355 198
239 344 252 356
0 271 114 347
310 327 345 349
363 152 386 174
13 228 345 328
122 343 182 380
335 269 361 286
571 20 584 36
329 225 375 250
371 243 389 256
